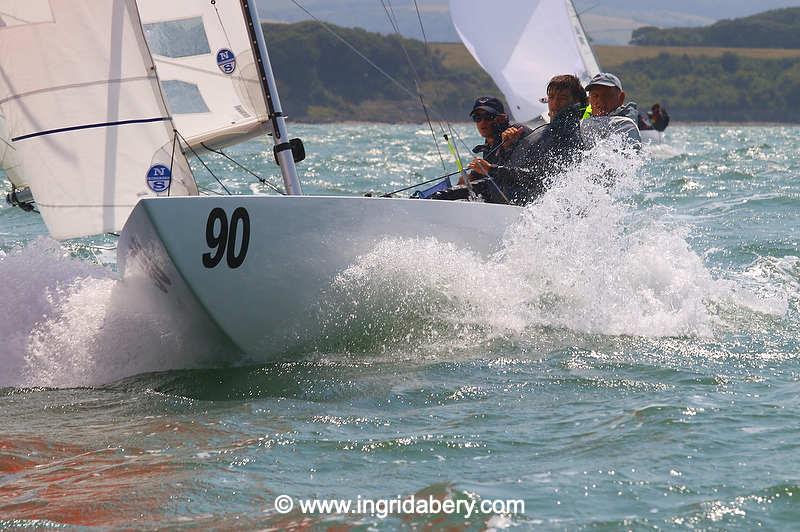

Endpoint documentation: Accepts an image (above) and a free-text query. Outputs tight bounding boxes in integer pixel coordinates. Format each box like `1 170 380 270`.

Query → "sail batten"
0 0 197 239
450 0 601 123
11 116 171 142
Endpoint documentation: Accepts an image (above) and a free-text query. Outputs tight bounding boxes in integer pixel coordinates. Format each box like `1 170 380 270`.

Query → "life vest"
581 105 592 120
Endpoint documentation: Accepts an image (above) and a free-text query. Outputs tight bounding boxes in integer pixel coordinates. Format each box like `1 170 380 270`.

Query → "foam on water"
327 142 788 346
0 239 229 388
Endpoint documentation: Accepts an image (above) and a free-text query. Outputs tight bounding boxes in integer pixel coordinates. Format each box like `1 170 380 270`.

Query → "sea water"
0 124 798 528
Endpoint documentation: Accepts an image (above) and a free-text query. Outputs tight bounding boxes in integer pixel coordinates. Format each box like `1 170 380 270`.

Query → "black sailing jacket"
474 104 584 204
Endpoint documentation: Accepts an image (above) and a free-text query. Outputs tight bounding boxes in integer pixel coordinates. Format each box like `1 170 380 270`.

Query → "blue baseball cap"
470 96 505 117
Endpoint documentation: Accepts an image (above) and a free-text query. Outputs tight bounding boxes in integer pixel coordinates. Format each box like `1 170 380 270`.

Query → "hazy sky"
257 0 800 45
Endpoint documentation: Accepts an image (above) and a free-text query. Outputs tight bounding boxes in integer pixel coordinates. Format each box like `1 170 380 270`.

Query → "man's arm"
489 135 549 202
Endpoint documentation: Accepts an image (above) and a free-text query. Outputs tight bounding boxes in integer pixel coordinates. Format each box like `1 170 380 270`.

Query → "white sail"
449 0 601 123
565 0 601 82
137 0 271 150
0 0 197 240
0 113 23 188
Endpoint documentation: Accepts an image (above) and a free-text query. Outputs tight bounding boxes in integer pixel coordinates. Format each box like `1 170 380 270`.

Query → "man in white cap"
581 72 641 149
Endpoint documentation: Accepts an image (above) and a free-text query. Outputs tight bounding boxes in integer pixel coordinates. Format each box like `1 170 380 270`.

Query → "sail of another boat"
0 113 23 188
449 0 600 123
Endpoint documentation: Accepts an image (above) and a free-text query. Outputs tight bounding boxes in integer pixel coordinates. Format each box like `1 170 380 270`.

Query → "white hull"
118 195 522 359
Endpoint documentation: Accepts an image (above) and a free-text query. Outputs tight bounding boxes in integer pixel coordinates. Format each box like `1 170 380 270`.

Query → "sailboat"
0 0 522 358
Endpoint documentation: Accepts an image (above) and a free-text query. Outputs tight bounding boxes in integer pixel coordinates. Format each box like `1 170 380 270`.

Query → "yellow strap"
444 134 463 172
581 105 592 120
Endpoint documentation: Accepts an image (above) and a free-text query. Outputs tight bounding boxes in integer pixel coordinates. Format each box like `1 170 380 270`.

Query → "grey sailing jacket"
581 102 642 149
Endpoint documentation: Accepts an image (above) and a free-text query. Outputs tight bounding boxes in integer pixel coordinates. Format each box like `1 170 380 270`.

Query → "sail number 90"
202 207 250 269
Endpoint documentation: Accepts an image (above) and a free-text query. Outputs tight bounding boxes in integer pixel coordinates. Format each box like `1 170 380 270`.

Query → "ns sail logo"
216 48 236 75
146 164 172 193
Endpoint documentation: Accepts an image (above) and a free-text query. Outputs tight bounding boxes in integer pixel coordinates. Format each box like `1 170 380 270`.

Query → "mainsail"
137 0 271 149
0 0 198 239
449 0 601 123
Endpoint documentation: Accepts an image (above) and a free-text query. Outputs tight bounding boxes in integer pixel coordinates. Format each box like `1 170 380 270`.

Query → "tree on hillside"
630 7 800 48
263 21 498 121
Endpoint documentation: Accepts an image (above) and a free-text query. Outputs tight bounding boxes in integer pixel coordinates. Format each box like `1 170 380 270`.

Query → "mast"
240 0 303 195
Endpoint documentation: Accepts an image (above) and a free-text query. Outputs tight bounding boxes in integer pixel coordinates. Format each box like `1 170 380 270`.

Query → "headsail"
449 0 601 123
0 0 197 239
137 0 271 150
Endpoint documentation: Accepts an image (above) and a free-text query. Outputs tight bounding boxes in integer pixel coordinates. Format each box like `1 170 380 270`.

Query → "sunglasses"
471 113 497 122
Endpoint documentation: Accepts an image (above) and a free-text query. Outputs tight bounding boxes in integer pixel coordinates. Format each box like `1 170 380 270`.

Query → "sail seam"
0 76 157 105
11 117 171 142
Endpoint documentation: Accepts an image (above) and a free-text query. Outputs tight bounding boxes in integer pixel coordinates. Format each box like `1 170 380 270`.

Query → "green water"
1 124 798 528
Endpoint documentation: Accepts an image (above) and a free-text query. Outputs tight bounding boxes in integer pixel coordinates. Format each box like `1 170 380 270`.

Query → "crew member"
581 72 641 149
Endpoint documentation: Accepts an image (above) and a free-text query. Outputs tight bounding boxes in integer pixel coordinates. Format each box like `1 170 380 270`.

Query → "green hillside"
619 52 800 122
264 21 498 122
630 8 800 48
265 22 800 123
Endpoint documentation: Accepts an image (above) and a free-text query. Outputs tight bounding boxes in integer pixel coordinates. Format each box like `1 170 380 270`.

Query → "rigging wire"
167 129 178 197
0 134 13 151
174 129 232 195
378 169 461 196
286 0 472 158
388 0 474 158
378 0 447 171
406 0 472 164
379 0 400 33
198 186 226 195
378 136 507 197
402 0 477 169
200 143 286 195
578 2 601 16
288 0 419 101
210 0 235 52
412 0 429 46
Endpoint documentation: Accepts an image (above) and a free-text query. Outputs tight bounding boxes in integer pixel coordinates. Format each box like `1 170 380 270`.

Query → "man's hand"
501 126 524 148
467 157 492 177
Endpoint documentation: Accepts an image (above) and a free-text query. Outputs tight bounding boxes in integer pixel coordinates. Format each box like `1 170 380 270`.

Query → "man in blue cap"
463 96 538 203
427 96 536 203
429 79 585 204
581 72 641 149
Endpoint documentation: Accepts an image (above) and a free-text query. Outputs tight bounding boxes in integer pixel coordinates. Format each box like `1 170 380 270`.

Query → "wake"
325 142 788 345
0 240 231 388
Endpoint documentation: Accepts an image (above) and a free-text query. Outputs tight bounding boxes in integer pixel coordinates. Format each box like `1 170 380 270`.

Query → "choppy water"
1 124 798 529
